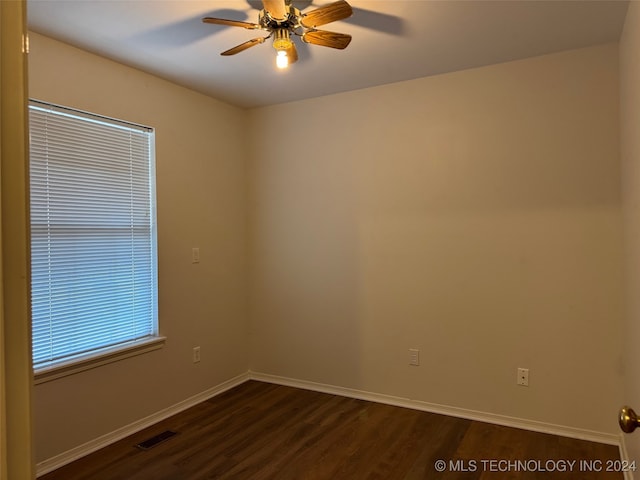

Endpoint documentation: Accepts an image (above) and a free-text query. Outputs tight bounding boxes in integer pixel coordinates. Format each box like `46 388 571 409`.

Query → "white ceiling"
27 0 630 109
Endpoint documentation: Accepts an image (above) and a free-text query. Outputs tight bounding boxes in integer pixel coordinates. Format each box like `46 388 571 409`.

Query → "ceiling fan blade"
302 30 351 49
287 42 299 64
202 17 261 30
221 37 267 56
301 0 353 28
262 0 288 20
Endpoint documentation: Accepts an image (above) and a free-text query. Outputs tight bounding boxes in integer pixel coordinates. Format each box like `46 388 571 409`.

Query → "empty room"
2 0 640 478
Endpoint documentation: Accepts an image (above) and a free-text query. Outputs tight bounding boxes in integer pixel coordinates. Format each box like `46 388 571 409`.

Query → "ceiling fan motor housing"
259 6 302 31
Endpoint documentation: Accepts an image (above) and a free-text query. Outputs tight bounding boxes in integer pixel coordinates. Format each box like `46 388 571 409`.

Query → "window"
29 100 162 382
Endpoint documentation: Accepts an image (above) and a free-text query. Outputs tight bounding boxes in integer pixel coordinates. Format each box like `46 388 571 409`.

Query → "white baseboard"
36 372 250 477
249 371 621 447
37 369 624 477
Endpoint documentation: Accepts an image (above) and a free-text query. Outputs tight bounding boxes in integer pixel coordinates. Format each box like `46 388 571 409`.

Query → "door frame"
0 0 34 478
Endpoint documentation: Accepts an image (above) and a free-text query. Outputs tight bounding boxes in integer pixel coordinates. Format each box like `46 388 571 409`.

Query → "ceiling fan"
202 0 353 69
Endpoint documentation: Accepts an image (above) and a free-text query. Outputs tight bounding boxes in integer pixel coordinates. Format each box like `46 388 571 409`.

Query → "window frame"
28 99 164 383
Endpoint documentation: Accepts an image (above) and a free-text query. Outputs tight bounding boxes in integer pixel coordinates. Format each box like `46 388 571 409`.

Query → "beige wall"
28 33 249 462
621 0 640 466
248 44 624 434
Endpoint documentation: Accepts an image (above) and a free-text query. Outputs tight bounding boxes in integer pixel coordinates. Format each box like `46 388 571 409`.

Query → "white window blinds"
29 100 158 371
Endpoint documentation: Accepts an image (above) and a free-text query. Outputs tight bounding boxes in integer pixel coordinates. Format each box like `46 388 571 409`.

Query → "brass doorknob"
619 406 640 433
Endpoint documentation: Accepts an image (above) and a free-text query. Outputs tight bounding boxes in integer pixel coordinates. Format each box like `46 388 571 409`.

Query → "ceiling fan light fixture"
273 29 292 69
273 28 293 50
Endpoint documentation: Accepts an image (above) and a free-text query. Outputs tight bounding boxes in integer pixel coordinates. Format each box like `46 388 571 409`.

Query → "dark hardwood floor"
40 380 624 479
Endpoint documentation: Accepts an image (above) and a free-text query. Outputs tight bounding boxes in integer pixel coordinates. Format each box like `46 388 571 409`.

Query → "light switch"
192 247 200 264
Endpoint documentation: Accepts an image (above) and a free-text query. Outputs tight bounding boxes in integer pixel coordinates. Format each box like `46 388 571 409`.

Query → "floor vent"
136 430 178 450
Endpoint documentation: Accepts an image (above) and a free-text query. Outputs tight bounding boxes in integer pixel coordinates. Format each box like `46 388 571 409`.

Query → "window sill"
34 336 166 385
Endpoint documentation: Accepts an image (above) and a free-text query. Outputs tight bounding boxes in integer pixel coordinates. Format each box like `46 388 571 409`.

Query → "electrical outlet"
192 247 200 264
409 348 420 366
193 346 201 363
517 367 529 386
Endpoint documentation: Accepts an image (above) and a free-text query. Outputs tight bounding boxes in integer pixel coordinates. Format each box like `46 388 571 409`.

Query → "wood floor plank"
40 381 625 480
